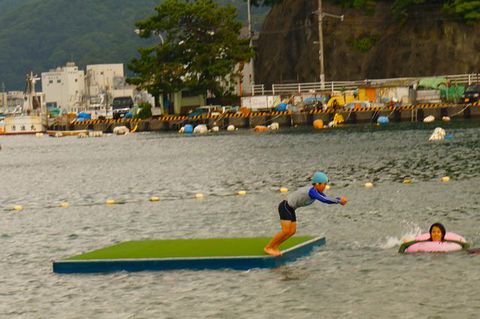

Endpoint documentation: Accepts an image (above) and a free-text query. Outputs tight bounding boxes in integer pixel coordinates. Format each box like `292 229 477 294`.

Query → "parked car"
187 106 222 117
463 84 480 103
112 96 134 119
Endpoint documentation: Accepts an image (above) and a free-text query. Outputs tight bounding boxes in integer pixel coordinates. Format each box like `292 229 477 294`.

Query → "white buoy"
237 190 247 196
211 126 220 132
441 176 450 183
35 132 44 138
227 125 235 131
442 116 451 122
423 115 435 123
279 187 288 193
268 122 280 130
193 124 208 134
113 126 130 135
149 196 160 202
429 127 446 141
195 193 204 199
364 182 374 188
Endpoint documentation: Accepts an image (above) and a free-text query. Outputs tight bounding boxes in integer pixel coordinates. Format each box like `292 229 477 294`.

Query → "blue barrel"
184 124 193 134
377 116 389 126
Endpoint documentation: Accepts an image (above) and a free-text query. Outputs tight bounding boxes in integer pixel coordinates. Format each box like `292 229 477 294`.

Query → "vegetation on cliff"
251 0 479 21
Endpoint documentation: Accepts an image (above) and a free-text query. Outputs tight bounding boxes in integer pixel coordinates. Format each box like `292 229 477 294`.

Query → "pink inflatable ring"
399 232 470 253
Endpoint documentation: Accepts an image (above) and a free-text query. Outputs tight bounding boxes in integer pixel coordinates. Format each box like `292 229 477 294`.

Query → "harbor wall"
50 104 480 133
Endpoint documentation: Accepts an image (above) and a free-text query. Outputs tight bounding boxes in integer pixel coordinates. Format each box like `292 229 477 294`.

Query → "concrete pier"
49 103 480 133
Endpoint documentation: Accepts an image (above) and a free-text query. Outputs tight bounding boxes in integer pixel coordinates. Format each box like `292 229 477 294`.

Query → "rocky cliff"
255 0 480 86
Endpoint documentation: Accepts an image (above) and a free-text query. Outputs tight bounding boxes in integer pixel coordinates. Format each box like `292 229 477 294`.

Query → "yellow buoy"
13 205 23 211
106 199 116 205
59 202 70 208
441 176 450 183
149 196 160 202
237 190 247 196
313 119 324 129
325 185 331 190
279 187 289 193
364 182 374 188
403 179 413 184
195 193 204 199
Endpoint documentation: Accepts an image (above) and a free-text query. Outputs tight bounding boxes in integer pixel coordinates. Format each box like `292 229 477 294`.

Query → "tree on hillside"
127 0 253 110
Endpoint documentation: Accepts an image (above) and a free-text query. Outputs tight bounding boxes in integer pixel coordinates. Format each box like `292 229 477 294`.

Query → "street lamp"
315 0 343 90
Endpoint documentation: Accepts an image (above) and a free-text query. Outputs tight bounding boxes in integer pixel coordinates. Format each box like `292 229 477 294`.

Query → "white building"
86 64 126 97
41 62 85 112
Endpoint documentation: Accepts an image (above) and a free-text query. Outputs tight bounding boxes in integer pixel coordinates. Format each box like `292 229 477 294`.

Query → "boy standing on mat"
264 171 347 256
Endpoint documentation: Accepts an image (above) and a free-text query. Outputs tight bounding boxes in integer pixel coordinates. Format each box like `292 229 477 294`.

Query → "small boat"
0 72 46 135
399 232 469 253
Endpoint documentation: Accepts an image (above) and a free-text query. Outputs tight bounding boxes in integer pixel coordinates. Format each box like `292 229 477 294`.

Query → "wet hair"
429 222 446 241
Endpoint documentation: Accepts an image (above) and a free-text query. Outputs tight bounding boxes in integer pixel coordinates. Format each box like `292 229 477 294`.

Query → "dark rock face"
255 0 480 86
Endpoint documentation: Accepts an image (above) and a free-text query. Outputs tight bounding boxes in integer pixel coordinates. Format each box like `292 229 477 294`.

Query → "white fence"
249 73 480 96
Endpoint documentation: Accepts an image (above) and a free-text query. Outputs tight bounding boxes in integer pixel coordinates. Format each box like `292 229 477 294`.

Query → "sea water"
1 121 479 318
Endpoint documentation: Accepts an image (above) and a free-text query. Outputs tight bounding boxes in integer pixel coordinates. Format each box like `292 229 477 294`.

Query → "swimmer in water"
429 222 446 242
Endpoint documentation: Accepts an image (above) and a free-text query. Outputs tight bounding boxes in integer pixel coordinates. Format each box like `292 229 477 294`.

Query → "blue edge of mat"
53 236 326 274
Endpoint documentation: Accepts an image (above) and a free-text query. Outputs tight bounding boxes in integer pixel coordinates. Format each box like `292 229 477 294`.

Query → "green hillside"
0 0 267 90
0 0 30 13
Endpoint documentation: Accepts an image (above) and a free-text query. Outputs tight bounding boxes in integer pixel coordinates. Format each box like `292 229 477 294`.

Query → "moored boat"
1 115 43 135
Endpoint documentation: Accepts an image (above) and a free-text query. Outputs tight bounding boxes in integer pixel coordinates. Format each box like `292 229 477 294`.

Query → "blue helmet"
312 171 329 184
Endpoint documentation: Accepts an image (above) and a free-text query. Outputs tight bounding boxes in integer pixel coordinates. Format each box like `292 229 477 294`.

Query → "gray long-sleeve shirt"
287 186 340 209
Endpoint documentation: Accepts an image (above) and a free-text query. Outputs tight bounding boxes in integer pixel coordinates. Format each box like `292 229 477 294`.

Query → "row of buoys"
78 131 104 138
312 115 345 129
424 115 451 123
4 178 452 211
179 123 228 134
363 176 451 188
254 122 280 132
179 122 282 134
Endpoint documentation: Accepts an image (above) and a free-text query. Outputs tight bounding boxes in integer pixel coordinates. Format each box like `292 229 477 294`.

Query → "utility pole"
247 0 255 89
316 0 343 90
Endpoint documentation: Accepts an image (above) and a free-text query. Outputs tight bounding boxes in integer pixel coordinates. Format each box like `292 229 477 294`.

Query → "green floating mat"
53 236 326 274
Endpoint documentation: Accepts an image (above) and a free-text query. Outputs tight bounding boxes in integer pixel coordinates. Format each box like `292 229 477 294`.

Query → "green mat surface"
68 236 313 260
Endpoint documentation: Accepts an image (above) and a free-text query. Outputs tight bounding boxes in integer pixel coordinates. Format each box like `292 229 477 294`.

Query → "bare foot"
264 247 282 256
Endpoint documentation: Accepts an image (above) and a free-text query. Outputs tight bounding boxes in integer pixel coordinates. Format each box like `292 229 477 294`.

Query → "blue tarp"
77 112 91 119
275 103 288 112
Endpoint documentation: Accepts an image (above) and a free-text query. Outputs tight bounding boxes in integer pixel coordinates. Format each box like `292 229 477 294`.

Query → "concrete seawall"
50 104 480 133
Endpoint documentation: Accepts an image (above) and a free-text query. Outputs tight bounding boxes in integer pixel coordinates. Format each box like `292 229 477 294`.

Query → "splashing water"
380 224 422 249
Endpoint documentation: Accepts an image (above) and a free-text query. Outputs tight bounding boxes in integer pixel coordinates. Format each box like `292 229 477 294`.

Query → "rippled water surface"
1 121 480 318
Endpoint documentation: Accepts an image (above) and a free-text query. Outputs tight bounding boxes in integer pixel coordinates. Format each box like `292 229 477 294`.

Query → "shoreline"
49 102 480 133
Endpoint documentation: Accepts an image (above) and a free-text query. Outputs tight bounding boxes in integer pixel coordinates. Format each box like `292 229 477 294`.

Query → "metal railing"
248 73 480 96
